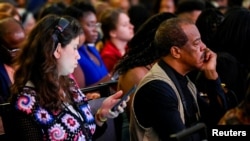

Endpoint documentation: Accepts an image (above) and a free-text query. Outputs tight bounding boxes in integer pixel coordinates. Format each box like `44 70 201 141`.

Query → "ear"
53 43 62 59
110 30 117 38
170 46 181 58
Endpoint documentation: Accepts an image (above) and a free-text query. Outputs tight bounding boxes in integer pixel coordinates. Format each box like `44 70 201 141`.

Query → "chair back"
88 98 117 141
81 80 118 97
170 122 208 141
0 103 13 141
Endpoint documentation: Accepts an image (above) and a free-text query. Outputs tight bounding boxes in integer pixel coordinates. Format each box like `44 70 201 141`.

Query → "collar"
158 59 189 85
25 81 35 87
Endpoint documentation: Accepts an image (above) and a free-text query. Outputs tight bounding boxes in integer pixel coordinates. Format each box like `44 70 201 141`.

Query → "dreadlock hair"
114 12 176 75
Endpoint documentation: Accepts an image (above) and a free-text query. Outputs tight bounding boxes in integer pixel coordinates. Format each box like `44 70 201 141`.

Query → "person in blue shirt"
0 16 25 103
64 1 111 89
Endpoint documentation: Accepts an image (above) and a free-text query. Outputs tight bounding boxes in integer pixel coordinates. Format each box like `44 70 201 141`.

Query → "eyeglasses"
1 44 20 54
87 22 101 28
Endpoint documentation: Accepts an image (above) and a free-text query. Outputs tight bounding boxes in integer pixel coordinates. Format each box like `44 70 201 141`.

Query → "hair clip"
55 17 69 33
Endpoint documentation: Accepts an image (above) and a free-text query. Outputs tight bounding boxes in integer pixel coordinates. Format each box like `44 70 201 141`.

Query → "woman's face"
159 0 175 13
0 18 25 64
111 13 134 42
79 12 99 44
2 19 26 50
56 36 81 76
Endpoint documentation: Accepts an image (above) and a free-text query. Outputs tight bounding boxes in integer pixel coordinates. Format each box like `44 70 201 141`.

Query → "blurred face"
80 12 99 44
110 0 130 12
160 0 175 13
16 0 26 7
120 0 130 12
130 0 139 6
112 13 134 42
23 14 36 35
215 0 228 7
2 20 25 50
0 19 25 64
56 37 81 76
178 24 207 70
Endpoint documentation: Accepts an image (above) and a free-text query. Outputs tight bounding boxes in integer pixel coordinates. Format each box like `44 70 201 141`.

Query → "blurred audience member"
93 1 111 51
175 0 205 23
37 1 67 20
64 1 112 89
0 17 25 103
100 7 134 73
214 0 244 14
211 7 250 101
128 4 150 33
219 77 250 125
195 7 224 49
108 0 131 13
0 2 21 21
115 12 176 118
153 0 177 14
0 16 25 135
18 10 36 35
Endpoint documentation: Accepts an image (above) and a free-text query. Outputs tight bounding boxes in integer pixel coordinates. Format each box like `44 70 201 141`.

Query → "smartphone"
111 85 137 112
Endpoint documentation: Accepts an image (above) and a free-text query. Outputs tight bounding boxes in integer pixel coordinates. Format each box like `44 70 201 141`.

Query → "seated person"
9 15 128 140
130 17 228 141
0 16 25 136
0 16 26 103
100 7 134 73
64 1 112 90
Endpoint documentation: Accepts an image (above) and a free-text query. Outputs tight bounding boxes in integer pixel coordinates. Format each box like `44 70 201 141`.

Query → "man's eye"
194 40 201 46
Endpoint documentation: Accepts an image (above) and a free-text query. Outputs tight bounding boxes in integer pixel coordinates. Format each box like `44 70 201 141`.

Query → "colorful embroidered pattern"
79 104 94 123
73 131 85 141
70 80 87 103
16 93 35 114
48 123 67 141
72 89 85 103
88 124 96 135
61 114 80 132
79 104 96 135
34 107 53 125
15 85 96 140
